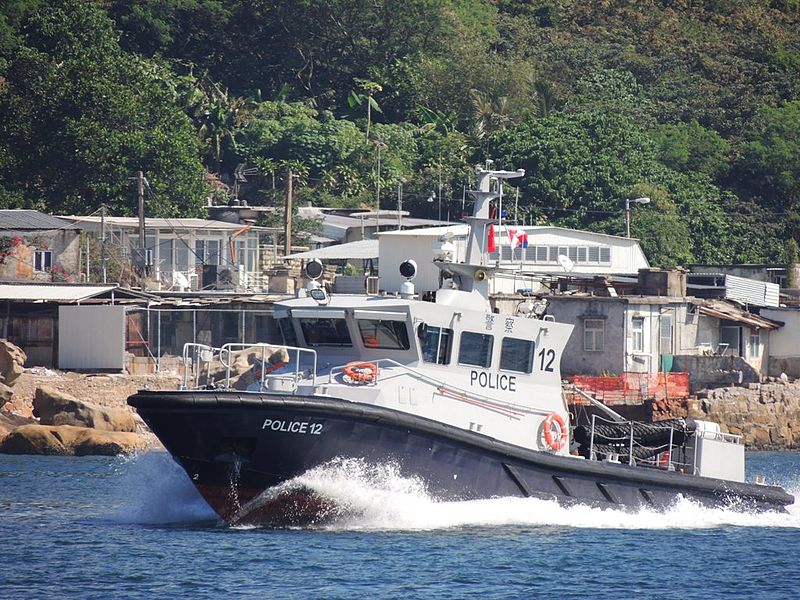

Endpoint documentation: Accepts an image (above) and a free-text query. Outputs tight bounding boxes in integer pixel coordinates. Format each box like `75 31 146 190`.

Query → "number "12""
538 348 555 372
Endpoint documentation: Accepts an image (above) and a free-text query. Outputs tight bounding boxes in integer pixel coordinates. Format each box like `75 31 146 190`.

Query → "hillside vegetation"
1 0 799 265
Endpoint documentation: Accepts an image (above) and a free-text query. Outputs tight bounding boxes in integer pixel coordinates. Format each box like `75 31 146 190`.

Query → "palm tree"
470 89 511 156
348 79 383 141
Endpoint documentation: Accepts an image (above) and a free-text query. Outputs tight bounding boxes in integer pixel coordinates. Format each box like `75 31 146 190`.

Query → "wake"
111 453 800 531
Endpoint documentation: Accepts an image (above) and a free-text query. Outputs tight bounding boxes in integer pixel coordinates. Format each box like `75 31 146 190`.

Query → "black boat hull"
128 390 793 524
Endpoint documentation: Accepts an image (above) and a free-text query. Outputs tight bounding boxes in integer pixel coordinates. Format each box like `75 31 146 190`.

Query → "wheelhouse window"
458 332 493 368
584 319 604 352
357 319 410 350
298 318 352 347
34 250 52 272
420 325 452 365
277 318 298 347
500 337 534 373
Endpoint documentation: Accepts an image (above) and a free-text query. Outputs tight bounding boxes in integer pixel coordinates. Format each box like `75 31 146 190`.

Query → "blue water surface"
1 451 799 599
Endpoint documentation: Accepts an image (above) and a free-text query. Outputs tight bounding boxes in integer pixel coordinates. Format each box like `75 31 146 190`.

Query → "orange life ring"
543 412 568 451
343 361 378 383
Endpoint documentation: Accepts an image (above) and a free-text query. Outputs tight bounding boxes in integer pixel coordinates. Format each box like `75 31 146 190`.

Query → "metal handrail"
588 413 685 471
181 343 218 390
180 342 318 392
219 343 318 392
328 358 554 418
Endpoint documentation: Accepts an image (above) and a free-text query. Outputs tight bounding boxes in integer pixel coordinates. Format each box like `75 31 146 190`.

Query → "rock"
33 386 137 432
0 381 13 404
0 339 26 386
0 409 36 440
0 424 146 455
752 428 771 448
200 345 286 389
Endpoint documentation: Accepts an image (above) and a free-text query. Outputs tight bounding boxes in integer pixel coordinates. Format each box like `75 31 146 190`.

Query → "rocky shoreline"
0 340 179 456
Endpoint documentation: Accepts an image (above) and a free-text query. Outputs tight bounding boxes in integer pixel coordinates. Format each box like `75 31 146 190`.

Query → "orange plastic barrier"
568 372 689 406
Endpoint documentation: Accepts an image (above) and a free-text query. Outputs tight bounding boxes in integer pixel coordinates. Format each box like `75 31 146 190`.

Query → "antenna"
232 163 258 203
558 254 575 273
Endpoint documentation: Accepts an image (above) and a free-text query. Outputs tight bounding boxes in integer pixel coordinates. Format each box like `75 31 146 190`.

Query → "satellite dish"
557 254 575 273
172 271 190 291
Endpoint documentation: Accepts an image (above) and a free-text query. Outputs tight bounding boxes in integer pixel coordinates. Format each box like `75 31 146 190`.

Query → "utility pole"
100 204 107 283
437 161 443 222
375 140 384 238
284 168 293 257
137 171 146 276
397 181 402 230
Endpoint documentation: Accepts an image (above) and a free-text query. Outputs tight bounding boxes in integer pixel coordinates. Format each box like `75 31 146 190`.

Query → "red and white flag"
508 228 528 248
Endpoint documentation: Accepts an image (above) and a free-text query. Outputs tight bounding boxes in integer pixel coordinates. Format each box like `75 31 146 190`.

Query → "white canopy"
285 239 379 260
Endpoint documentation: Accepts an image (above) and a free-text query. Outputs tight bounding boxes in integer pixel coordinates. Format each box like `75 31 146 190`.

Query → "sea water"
1 452 799 599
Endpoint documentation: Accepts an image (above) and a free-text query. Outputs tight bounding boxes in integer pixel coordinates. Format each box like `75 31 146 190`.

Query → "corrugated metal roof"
66 215 275 232
379 224 469 237
724 274 780 308
285 239 379 260
0 210 77 231
0 283 120 302
699 301 783 330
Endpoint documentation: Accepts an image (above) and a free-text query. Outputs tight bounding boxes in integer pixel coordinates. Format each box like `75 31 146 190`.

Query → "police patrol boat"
128 165 793 524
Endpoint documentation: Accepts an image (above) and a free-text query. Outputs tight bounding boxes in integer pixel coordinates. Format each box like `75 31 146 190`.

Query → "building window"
420 325 452 365
720 326 740 357
568 247 578 262
577 247 587 263
588 246 600 263
195 239 221 266
458 332 493 368
631 317 645 352
175 239 191 271
600 247 611 263
34 250 52 272
500 337 534 373
157 238 174 272
660 314 673 355
748 330 761 358
584 319 604 352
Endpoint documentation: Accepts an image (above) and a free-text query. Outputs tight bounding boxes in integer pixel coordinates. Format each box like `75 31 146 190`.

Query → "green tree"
786 238 800 288
650 120 731 181
626 185 693 267
0 0 206 216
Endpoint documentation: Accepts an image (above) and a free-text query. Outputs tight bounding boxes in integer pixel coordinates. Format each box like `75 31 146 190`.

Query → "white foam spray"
109 453 800 531
270 458 800 532
108 452 217 525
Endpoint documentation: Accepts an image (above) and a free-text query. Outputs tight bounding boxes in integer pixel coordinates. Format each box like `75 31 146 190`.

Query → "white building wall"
379 225 650 294
491 227 649 274
379 226 465 294
58 305 126 370
762 308 800 358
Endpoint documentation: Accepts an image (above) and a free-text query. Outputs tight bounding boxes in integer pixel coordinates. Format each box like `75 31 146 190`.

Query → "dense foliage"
1 0 799 264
